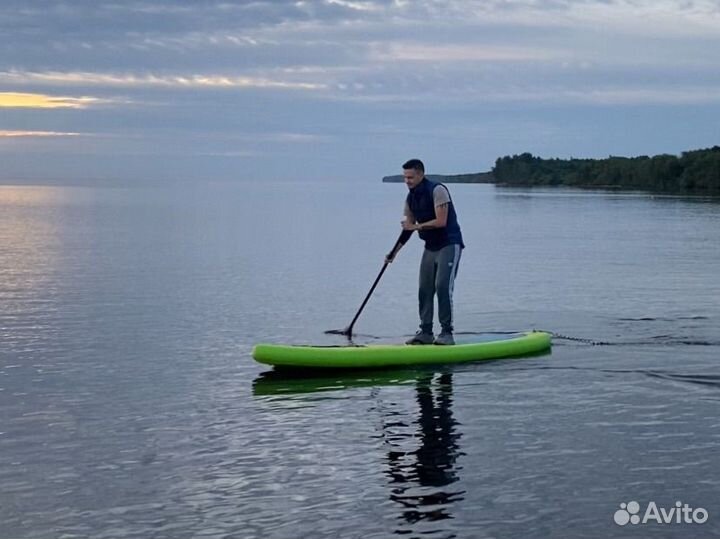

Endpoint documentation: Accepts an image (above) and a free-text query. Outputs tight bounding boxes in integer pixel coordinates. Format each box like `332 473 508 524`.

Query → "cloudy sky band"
1 0 719 181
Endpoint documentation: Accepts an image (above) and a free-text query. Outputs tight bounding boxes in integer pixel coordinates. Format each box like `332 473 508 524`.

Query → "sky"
1 0 720 183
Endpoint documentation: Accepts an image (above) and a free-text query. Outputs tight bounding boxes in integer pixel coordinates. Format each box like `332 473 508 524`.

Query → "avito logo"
614 501 709 526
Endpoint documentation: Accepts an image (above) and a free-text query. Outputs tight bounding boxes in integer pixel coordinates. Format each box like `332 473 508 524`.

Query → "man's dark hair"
403 159 425 172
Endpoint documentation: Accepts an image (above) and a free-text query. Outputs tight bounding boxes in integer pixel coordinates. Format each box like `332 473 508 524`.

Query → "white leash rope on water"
545 331 614 346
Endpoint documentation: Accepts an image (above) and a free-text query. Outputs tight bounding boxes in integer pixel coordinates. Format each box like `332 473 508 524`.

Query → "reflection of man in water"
383 372 465 527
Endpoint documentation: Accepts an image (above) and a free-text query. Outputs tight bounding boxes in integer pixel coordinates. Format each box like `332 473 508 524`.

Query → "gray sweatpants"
418 243 462 334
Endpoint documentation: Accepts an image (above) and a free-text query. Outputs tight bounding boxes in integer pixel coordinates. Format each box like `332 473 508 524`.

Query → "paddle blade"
325 328 351 336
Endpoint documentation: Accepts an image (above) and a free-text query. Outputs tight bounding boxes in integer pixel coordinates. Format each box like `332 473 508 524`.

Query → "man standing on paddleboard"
386 159 465 345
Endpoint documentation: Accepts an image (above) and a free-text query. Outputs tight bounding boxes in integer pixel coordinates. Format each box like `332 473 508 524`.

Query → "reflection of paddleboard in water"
252 331 551 370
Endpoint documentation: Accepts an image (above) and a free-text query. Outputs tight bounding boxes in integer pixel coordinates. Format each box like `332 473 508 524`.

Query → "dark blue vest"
406 179 464 251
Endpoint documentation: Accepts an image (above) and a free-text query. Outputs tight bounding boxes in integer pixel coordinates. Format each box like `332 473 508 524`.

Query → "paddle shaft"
344 262 388 335
342 234 404 336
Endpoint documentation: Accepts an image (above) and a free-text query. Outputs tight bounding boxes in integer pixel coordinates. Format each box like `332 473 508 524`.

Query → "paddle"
326 233 404 337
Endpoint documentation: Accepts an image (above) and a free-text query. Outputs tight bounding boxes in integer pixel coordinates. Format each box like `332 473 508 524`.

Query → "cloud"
325 0 383 11
195 150 261 158
571 86 720 105
329 81 720 106
0 130 82 137
256 132 329 143
372 43 564 63
0 70 326 90
0 92 108 109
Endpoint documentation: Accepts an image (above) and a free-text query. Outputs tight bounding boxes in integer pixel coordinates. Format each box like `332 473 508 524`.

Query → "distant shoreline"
382 172 495 184
491 147 720 194
383 146 720 194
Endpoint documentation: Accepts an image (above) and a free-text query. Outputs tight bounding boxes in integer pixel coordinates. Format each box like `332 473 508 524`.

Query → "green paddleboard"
252 331 551 370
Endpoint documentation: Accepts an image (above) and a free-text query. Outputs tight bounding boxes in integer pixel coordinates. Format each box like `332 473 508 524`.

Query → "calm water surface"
1 180 719 538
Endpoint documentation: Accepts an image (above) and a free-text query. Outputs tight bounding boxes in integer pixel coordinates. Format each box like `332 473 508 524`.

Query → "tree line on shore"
492 146 720 193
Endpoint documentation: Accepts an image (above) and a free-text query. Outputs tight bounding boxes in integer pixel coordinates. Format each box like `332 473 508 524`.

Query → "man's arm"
386 207 416 263
406 202 448 231
403 185 451 231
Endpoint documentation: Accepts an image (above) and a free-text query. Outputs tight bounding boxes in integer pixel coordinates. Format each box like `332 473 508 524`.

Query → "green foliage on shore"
492 147 720 193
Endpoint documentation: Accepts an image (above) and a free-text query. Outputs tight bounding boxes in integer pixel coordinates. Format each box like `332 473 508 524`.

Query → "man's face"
403 168 424 189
